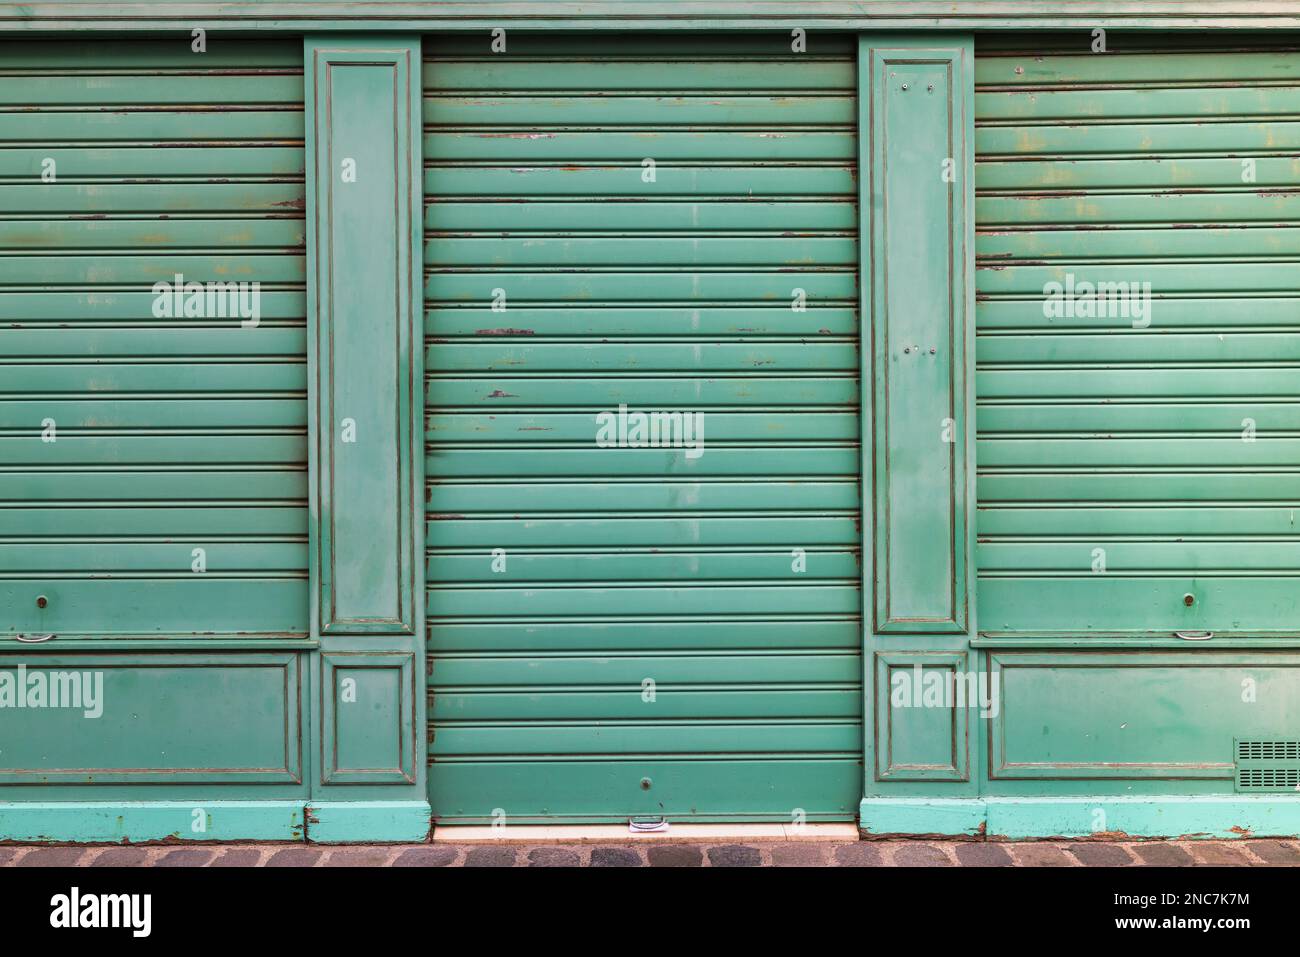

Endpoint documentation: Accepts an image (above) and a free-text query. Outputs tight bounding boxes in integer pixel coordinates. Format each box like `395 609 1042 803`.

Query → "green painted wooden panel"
873 652 969 781
988 651 1300 779
322 652 417 784
865 39 973 634
0 653 302 783
976 35 1300 635
424 33 861 823
0 39 308 639
306 39 422 635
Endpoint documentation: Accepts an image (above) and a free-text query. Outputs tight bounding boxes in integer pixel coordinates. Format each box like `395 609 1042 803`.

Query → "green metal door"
976 34 1300 634
0 38 308 639
424 33 862 823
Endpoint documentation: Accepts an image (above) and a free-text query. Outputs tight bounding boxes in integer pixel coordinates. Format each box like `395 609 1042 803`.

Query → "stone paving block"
210 848 264 867
892 844 951 867
832 843 883 867
770 844 829 867
646 844 703 867
528 847 582 867
1243 840 1300 865
707 844 762 867
156 849 215 867
1007 844 1073 867
463 846 520 867
325 847 394 867
590 846 643 867
1066 843 1135 866
1131 843 1194 866
265 847 323 868
954 843 1013 867
91 847 150 867
17 847 88 867
393 846 458 867
1187 843 1252 867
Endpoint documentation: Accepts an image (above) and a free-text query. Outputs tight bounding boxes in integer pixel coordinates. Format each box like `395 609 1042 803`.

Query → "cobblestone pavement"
2 839 1296 867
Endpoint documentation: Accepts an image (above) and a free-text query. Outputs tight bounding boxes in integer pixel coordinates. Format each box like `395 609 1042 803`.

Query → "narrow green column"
858 35 981 833
303 35 428 842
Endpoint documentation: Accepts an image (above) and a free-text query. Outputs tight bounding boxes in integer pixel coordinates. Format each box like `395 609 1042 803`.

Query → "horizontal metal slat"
426 548 861 582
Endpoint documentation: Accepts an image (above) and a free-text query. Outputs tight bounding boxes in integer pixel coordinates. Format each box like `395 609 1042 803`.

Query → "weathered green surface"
425 33 862 823
0 2 1295 33
0 654 302 785
860 35 978 815
0 37 308 639
988 651 1300 782
861 796 1300 840
976 33 1300 634
305 800 430 843
866 38 973 634
302 34 429 840
0 802 306 844
307 38 421 635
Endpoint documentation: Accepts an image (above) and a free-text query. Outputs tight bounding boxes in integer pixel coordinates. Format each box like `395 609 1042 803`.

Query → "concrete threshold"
432 823 860 844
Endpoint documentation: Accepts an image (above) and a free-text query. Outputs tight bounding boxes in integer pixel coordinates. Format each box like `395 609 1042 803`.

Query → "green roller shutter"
424 33 862 822
976 34 1300 633
0 39 308 638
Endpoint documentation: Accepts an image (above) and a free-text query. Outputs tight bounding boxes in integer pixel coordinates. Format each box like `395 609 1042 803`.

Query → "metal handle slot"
1175 631 1214 641
15 634 54 643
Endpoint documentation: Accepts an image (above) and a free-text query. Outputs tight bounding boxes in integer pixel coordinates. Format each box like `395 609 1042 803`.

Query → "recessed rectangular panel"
989 651 1300 779
0 654 301 784
874 651 969 781
308 41 421 634
321 652 416 784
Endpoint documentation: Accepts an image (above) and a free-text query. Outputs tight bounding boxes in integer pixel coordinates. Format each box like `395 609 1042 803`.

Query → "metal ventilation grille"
1235 739 1300 792
1238 740 1300 762
1238 769 1300 790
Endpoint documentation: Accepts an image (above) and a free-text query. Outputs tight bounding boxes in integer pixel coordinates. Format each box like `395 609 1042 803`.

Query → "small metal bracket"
628 816 669 833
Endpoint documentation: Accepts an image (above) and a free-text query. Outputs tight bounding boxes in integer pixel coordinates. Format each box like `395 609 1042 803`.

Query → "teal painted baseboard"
861 796 1300 840
859 798 986 838
305 801 431 843
0 799 432 843
0 801 304 843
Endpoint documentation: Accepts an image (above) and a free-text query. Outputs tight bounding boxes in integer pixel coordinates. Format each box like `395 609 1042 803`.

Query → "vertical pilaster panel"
860 35 977 820
304 36 427 841
307 37 421 636
864 37 974 634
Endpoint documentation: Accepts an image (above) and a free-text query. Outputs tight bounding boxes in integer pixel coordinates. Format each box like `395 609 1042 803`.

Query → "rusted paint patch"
475 328 535 336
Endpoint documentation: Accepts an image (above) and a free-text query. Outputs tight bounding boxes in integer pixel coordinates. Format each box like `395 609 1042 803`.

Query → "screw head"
35 595 47 609
1183 593 1195 607
639 777 653 791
